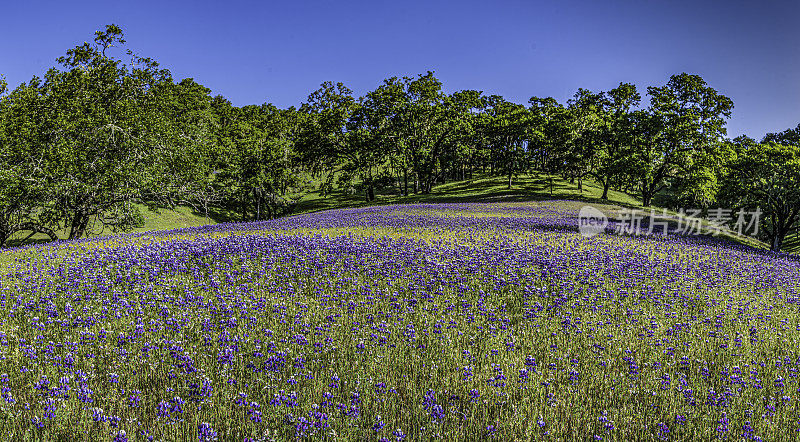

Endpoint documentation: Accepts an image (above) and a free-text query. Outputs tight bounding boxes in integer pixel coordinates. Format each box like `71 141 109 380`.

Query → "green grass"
3 172 778 253
5 204 215 247
9 173 640 246
294 173 644 215
293 173 772 252
131 204 215 233
784 234 800 254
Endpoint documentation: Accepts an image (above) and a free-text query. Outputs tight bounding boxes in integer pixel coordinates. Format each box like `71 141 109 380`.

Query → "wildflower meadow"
0 201 798 441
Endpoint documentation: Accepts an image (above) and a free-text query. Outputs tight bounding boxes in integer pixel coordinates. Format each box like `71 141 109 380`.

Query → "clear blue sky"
1 0 798 138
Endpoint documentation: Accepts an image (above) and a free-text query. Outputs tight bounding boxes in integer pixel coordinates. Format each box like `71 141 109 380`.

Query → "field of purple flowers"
0 201 798 441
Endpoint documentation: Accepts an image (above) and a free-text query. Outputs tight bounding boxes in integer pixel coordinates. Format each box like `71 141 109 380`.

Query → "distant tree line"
1 25 798 250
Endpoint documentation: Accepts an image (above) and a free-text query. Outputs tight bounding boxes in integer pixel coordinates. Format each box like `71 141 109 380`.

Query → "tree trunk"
642 192 652 207
601 179 610 200
20 222 59 243
69 213 89 240
772 233 783 252
395 168 401 196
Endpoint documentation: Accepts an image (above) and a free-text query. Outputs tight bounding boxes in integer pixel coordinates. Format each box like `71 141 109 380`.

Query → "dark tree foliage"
720 142 800 251
763 124 800 146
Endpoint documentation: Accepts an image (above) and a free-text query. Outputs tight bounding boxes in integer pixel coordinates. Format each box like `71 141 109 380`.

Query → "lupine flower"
198 422 218 441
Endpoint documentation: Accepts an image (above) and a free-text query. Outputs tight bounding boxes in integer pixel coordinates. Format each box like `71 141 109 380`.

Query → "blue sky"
1 0 798 138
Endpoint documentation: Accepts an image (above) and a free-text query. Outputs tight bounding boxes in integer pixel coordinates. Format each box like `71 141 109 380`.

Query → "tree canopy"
1 24 798 252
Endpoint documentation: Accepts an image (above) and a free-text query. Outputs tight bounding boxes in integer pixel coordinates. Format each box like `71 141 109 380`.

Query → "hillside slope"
0 202 796 440
5 173 775 252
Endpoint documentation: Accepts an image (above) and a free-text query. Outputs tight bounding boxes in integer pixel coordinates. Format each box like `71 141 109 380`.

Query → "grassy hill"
9 173 636 245
5 204 215 247
293 173 643 215
4 172 776 252
784 233 800 254
1 200 798 440
293 173 770 251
